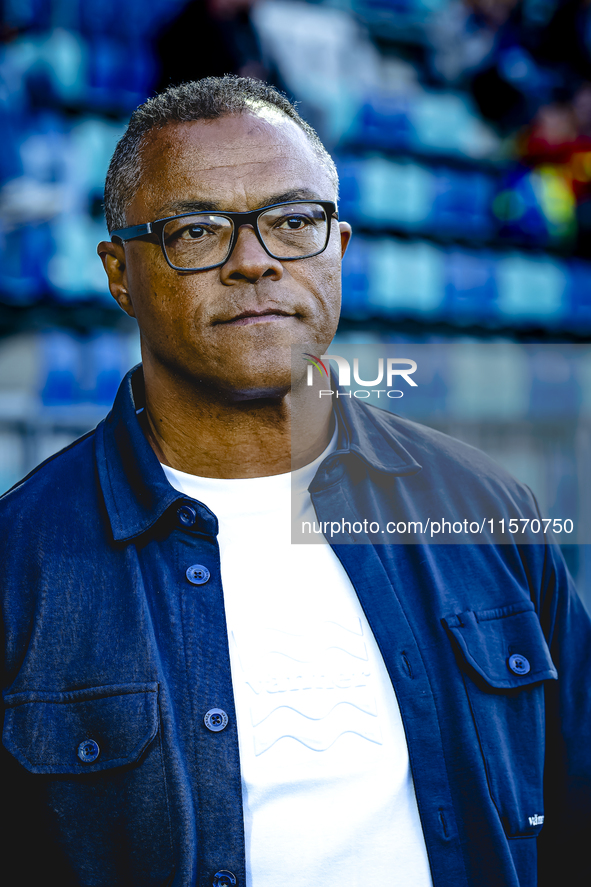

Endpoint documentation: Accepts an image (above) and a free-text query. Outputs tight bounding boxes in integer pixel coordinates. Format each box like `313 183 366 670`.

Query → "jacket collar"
96 366 422 542
95 366 185 542
332 393 422 477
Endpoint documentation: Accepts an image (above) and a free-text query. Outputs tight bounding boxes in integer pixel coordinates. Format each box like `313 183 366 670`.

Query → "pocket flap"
443 601 557 689
2 682 159 774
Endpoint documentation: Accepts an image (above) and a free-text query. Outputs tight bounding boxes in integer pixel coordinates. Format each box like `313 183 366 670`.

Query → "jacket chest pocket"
2 682 174 886
443 601 557 839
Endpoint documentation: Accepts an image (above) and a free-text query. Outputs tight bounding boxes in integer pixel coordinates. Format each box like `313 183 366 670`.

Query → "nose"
219 225 283 284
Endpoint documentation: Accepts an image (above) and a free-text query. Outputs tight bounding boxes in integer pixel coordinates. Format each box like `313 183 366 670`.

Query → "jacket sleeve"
534 540 591 885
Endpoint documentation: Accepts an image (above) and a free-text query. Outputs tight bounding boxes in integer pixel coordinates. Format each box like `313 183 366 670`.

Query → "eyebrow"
154 189 324 217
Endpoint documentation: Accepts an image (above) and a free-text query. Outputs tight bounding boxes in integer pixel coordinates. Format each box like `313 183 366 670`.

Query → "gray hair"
103 76 339 233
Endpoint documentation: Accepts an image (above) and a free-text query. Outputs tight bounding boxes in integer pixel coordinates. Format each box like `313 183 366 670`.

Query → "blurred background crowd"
1 0 591 606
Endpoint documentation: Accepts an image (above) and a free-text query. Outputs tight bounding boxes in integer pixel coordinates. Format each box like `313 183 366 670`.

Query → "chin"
219 342 297 396
227 365 295 400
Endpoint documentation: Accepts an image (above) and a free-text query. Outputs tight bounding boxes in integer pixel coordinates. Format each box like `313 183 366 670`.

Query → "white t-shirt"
162 439 432 887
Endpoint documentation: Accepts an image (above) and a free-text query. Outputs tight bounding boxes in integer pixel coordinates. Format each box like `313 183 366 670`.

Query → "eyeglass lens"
162 203 329 269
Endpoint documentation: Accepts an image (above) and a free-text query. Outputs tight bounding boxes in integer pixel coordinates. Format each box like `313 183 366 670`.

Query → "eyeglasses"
110 200 338 271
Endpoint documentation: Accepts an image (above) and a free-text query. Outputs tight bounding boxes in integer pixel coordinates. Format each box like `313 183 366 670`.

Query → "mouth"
215 308 296 327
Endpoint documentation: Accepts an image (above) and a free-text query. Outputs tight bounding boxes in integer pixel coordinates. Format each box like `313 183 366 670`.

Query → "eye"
180 224 208 240
277 215 311 230
164 223 215 247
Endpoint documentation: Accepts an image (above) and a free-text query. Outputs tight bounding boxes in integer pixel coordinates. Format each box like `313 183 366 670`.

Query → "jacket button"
508 653 531 675
212 871 237 887
186 564 210 585
77 739 100 763
204 709 229 732
177 505 197 527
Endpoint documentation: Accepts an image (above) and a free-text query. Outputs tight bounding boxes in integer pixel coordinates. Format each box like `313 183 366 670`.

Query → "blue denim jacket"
1 366 590 887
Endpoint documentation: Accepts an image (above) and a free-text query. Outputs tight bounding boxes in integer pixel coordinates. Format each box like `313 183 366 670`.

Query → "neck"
141 362 333 479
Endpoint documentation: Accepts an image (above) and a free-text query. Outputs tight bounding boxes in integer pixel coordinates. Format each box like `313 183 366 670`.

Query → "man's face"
99 111 351 398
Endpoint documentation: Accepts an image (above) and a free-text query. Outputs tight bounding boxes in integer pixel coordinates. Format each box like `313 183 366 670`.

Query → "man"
1 76 589 887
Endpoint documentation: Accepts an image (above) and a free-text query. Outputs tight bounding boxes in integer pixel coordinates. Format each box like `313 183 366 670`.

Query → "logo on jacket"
528 814 544 826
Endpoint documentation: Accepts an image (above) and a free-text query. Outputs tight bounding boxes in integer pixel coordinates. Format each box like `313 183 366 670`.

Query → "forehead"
131 112 335 220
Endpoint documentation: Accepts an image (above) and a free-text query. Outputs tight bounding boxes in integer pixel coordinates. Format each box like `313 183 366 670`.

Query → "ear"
97 241 136 317
338 221 352 258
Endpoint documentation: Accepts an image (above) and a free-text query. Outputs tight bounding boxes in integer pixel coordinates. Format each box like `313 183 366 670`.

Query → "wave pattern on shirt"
230 618 383 755
233 620 369 671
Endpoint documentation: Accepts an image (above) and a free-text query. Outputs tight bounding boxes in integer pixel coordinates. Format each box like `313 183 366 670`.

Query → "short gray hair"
104 76 338 233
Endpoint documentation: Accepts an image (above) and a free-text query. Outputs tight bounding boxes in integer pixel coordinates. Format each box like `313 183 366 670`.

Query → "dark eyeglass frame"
110 200 338 271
